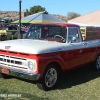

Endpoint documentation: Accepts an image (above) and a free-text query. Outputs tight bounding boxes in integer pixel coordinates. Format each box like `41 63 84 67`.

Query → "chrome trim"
0 66 40 81
0 54 28 69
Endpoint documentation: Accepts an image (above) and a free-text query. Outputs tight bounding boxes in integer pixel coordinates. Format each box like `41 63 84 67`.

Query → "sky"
0 0 100 16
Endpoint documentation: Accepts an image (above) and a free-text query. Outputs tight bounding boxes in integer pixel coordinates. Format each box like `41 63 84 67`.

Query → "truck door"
82 40 97 63
67 27 86 68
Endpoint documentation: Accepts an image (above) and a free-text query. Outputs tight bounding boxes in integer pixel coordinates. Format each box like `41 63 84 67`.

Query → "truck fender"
38 56 67 78
96 49 100 58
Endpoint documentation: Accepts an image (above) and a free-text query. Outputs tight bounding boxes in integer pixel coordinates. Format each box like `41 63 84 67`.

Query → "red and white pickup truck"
0 22 100 91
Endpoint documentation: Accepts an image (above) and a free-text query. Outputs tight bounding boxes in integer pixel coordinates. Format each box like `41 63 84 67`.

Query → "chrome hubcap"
96 56 100 69
45 68 57 87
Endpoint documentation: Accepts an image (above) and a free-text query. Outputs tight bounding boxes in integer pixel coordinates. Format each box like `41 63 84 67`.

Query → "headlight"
28 61 36 71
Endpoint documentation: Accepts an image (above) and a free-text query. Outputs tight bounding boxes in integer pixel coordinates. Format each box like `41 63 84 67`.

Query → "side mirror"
71 36 77 42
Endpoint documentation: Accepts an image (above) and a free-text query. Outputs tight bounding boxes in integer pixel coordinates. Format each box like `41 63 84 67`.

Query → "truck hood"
0 39 69 54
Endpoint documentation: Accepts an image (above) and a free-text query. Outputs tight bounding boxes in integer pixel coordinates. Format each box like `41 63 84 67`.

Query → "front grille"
0 54 28 69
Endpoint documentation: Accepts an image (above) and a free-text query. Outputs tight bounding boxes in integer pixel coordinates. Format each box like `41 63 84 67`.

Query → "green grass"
0 65 100 100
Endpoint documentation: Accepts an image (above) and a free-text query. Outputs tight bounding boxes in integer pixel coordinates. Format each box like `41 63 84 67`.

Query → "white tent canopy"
68 22 100 27
68 10 100 27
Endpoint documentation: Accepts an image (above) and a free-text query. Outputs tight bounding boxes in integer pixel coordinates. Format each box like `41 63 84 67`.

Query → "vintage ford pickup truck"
0 22 100 91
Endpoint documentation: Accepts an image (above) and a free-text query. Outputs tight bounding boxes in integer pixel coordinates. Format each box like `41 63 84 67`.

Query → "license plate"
1 68 9 74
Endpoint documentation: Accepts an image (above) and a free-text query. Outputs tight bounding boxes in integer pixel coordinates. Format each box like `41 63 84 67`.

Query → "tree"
26 9 31 16
66 12 81 21
25 5 48 16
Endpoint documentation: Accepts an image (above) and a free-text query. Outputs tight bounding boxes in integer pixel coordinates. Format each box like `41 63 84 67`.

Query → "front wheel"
36 64 60 91
0 73 9 79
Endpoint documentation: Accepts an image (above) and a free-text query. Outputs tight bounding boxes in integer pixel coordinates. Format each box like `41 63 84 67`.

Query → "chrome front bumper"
0 67 40 81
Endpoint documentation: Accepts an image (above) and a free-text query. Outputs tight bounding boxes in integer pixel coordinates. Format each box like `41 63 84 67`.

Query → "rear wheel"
94 54 100 70
36 64 60 91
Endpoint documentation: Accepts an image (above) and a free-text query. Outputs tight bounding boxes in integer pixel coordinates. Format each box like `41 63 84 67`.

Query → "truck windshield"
24 24 67 43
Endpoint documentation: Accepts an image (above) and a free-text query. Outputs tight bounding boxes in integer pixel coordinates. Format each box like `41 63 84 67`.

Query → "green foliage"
25 9 31 16
25 5 48 16
67 12 81 21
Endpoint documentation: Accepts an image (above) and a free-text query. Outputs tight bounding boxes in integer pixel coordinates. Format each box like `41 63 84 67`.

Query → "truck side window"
68 27 80 43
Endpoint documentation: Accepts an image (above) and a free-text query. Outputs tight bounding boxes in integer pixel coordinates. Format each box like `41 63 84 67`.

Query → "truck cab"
24 23 82 43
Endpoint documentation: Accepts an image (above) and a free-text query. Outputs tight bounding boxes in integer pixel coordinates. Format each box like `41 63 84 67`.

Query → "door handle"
82 42 87 45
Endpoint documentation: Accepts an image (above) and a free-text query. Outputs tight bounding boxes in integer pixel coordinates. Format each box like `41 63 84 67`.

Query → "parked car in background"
0 25 24 41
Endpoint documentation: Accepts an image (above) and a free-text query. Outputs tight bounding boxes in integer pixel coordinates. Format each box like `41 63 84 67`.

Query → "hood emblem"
5 46 11 49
